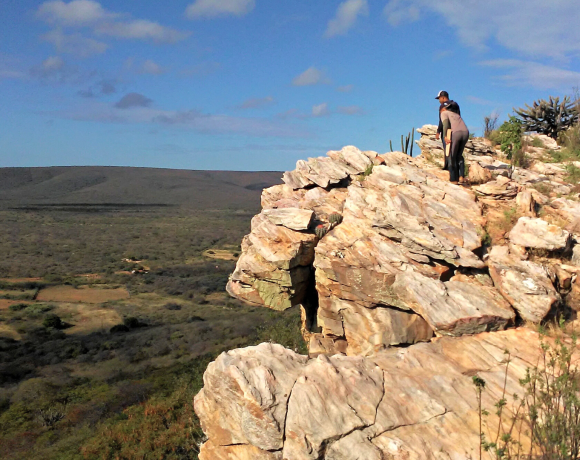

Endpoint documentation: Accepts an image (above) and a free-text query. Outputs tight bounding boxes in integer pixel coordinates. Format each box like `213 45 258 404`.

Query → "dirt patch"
55 304 122 335
0 299 32 310
0 277 42 283
37 285 130 304
203 249 239 261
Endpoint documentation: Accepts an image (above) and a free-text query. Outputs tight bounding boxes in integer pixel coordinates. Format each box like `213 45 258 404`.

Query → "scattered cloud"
337 84 354 92
337 105 364 115
325 0 369 38
185 0 255 19
383 0 419 26
382 0 580 59
312 102 330 117
180 61 222 77
41 29 107 57
0 69 27 79
94 20 189 43
139 59 166 75
58 101 310 138
292 67 330 86
29 55 84 83
36 0 116 26
237 95 275 109
77 79 117 98
36 0 190 47
114 93 153 109
479 59 580 90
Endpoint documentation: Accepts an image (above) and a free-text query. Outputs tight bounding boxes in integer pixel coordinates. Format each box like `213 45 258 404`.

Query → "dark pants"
449 131 468 182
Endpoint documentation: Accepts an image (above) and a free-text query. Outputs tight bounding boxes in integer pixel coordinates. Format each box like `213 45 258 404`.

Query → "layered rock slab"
488 246 560 323
509 216 571 250
195 329 545 460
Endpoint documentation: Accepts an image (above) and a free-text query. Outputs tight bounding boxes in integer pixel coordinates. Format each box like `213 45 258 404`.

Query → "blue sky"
1 0 580 171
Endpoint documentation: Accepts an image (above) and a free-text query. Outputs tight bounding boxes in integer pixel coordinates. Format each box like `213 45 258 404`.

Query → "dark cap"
435 90 449 99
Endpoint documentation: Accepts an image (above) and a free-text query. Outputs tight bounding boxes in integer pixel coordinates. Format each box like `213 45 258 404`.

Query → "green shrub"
42 314 64 329
498 117 523 160
531 137 545 148
8 304 28 312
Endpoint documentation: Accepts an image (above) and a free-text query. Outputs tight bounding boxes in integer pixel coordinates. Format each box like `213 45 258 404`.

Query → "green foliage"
8 303 28 312
514 96 579 140
531 137 545 148
256 308 308 354
390 128 415 156
565 164 580 185
498 117 523 160
42 314 64 329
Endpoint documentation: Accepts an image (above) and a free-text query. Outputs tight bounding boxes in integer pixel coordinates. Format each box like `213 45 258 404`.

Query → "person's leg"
456 133 468 180
450 132 468 183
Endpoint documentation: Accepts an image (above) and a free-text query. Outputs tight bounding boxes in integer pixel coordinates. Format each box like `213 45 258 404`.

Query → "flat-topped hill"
0 166 283 210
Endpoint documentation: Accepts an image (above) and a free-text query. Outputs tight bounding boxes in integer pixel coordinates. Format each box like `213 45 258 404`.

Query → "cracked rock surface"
195 328 550 459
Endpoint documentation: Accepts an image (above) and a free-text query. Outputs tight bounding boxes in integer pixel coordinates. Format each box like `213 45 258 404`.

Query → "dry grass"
55 303 123 335
36 285 130 303
202 248 239 261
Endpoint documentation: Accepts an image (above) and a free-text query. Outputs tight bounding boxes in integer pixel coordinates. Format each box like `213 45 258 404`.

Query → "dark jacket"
437 100 461 135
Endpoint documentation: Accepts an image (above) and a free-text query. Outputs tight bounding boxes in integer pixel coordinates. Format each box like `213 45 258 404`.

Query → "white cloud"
312 103 330 117
36 1 190 46
292 67 329 86
480 59 580 90
95 20 189 43
41 29 107 57
43 56 65 71
383 0 580 59
36 0 115 25
466 96 496 106
237 96 274 109
139 60 167 75
325 0 369 38
185 0 255 19
29 56 84 83
115 93 153 109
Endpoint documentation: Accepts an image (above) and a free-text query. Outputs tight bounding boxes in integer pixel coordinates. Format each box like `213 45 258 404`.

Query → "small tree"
43 313 64 329
498 117 523 160
484 112 500 139
514 96 579 140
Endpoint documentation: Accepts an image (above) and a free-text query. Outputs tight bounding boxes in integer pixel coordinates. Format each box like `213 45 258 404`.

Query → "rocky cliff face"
196 127 580 459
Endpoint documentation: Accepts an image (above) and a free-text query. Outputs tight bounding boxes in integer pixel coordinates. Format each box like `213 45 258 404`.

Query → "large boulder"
509 217 571 251
195 328 545 459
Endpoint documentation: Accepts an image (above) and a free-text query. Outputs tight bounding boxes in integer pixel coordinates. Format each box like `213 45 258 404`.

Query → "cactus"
390 128 415 155
514 96 579 139
329 213 343 225
315 224 328 239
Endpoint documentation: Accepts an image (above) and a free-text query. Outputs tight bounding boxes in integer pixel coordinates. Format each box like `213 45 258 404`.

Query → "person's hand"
445 138 451 145
436 133 440 140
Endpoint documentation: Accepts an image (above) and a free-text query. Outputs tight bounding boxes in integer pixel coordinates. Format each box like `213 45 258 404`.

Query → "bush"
123 317 147 329
498 116 523 160
42 314 64 329
484 112 500 139
163 302 182 311
8 304 28 312
515 96 579 139
109 324 130 333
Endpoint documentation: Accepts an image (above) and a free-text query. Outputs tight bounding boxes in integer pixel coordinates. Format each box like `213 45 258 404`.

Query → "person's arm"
441 112 451 143
436 113 443 139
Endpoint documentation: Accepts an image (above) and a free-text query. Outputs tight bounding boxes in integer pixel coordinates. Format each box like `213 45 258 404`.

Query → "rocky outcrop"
195 328 549 459
199 131 580 459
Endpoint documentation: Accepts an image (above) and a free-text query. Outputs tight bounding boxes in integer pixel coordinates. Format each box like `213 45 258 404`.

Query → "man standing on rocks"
440 102 469 184
435 91 461 170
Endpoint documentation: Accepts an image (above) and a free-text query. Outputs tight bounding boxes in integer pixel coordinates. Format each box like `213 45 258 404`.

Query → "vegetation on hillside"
0 200 306 459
